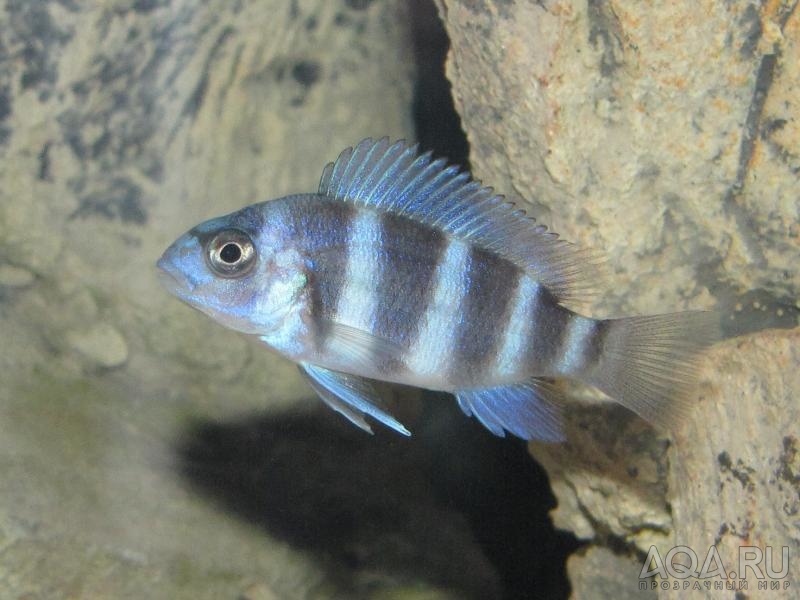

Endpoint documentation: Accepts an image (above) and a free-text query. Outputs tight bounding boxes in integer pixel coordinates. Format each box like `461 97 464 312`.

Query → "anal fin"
299 363 411 436
455 378 565 442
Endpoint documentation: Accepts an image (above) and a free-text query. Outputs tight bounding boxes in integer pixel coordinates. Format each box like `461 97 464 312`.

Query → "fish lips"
156 237 201 299
157 259 193 298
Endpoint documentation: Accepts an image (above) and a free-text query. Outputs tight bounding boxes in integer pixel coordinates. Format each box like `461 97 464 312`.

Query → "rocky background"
436 0 799 597
2 0 798 598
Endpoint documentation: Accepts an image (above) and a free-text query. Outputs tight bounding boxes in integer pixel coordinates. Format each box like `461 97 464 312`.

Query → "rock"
531 403 674 550
668 330 800 592
436 0 800 595
239 582 281 600
530 330 800 592
0 264 35 287
567 546 656 599
66 322 130 369
369 587 463 600
436 0 799 323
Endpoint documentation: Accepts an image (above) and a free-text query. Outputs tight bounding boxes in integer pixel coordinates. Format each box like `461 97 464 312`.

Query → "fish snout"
156 238 200 297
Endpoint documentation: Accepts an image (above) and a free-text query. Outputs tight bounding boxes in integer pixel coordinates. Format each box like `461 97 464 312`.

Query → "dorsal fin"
319 138 604 307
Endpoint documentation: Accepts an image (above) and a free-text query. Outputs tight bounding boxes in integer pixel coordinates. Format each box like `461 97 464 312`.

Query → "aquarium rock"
66 322 129 369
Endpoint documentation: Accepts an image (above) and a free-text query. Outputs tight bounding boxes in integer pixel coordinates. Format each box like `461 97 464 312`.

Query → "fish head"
157 204 306 336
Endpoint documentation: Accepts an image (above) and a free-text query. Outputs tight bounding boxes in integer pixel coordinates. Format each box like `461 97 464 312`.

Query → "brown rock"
437 0 798 320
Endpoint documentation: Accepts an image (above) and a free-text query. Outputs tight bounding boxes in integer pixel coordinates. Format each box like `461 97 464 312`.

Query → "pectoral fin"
455 378 566 442
321 321 406 370
299 363 411 436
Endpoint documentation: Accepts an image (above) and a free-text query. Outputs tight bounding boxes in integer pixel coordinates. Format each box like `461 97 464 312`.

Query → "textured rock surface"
0 1 497 598
438 0 798 324
669 331 800 592
531 331 800 594
567 546 655 599
437 0 800 596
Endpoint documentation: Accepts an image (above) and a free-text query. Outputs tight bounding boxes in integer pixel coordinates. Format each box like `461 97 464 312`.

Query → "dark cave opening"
409 0 470 167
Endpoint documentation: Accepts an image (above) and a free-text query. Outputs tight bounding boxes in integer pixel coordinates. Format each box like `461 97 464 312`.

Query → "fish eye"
219 243 241 263
206 229 256 277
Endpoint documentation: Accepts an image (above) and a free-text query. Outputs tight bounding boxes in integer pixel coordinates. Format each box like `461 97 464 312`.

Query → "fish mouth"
156 255 194 298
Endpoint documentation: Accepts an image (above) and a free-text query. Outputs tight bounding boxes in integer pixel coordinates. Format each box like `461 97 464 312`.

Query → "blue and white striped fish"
157 138 718 441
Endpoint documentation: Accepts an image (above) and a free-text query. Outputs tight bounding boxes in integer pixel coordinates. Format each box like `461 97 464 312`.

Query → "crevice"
721 54 774 268
721 2 797 269
409 0 469 166
586 0 625 77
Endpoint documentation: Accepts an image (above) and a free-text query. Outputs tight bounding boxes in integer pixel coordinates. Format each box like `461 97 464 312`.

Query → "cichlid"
157 138 718 441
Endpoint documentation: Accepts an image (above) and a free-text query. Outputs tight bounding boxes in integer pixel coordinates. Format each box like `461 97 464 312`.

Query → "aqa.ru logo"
639 545 790 592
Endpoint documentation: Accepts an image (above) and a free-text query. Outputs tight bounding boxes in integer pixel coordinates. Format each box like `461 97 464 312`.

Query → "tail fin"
585 311 720 424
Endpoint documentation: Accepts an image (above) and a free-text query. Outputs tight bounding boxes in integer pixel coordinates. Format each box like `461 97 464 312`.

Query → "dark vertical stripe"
451 247 522 384
301 200 357 350
580 318 608 377
523 287 574 376
372 213 447 373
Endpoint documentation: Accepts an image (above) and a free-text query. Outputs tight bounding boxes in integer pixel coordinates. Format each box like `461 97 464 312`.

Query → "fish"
157 138 719 441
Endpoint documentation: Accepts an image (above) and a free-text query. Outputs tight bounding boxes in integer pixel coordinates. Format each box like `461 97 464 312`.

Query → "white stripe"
334 210 381 333
406 238 470 381
555 316 594 375
494 276 540 378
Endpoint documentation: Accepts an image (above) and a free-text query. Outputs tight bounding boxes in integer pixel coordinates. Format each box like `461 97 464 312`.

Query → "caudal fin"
585 311 720 424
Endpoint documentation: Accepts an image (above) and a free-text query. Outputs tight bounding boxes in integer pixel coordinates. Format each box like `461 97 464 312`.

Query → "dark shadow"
176 400 501 598
416 394 582 599
176 391 580 599
410 0 470 166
